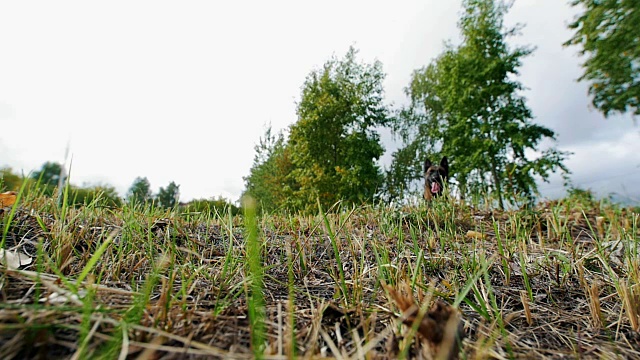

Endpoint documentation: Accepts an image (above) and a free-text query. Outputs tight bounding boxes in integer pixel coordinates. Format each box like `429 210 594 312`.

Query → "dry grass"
1 192 639 359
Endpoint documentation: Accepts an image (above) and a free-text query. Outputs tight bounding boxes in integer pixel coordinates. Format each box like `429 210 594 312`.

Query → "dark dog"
424 157 449 200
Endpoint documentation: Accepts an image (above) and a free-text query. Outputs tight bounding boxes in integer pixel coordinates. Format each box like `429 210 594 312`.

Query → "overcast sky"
1 0 638 204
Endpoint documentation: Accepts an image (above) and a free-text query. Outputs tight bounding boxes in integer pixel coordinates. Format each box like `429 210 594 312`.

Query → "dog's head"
424 157 449 200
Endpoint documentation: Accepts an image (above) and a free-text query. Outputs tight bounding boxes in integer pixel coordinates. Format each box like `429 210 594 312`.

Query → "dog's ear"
440 157 449 172
424 158 432 172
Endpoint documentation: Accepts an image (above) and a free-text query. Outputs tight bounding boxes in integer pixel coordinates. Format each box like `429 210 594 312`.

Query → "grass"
0 189 639 359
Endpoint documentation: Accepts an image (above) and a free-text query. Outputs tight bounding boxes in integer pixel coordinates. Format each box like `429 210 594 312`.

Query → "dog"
423 157 449 201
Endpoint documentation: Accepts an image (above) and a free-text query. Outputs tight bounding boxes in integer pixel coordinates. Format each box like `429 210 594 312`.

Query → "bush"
183 197 240 217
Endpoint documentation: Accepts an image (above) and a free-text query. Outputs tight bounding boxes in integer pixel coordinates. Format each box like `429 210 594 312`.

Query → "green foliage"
3 166 122 207
243 126 295 213
2 163 57 197
28 162 65 197
244 48 391 213
287 47 390 212
183 197 240 216
31 162 63 187
565 186 597 208
156 181 180 208
0 167 23 191
565 0 640 117
242 196 266 357
69 185 123 208
390 0 568 208
126 177 152 205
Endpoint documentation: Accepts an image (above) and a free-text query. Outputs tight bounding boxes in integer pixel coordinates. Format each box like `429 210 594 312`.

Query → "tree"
287 47 390 212
31 162 63 187
1 168 23 192
70 185 123 208
242 126 296 213
183 197 240 217
390 0 568 208
126 177 152 205
565 0 640 118
156 181 180 208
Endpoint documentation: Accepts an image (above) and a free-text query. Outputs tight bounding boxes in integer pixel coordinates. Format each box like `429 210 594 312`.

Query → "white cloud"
539 131 640 202
0 0 637 203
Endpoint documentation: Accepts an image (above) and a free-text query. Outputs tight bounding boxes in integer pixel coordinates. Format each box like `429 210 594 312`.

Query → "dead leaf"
0 191 17 208
596 216 605 238
385 283 465 360
465 230 485 239
0 248 32 269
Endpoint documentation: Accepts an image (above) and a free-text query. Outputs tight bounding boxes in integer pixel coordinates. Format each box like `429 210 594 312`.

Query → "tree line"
1 162 123 208
243 0 639 213
0 163 239 215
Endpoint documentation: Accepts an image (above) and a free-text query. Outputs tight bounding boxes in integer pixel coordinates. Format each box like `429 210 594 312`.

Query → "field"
1 191 639 359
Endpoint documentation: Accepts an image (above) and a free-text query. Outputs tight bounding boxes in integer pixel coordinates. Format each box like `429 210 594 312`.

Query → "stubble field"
1 192 639 359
